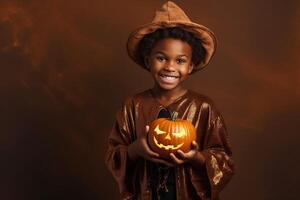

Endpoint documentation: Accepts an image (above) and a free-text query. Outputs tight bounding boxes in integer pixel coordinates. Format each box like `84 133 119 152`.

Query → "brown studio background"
1 0 300 199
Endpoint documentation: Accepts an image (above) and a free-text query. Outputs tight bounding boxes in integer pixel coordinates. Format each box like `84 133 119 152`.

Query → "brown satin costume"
105 1 234 200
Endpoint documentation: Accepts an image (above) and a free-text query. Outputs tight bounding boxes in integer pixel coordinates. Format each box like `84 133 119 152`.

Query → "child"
105 1 234 200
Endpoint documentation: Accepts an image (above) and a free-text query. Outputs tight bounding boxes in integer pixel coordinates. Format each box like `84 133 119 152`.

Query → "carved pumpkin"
148 111 196 158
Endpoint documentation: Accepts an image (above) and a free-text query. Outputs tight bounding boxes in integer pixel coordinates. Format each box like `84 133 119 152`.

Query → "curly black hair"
136 27 206 68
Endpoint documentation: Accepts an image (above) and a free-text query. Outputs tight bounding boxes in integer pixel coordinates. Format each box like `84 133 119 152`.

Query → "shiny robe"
105 89 234 200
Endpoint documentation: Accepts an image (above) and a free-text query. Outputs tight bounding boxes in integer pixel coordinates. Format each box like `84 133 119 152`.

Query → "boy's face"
147 38 193 91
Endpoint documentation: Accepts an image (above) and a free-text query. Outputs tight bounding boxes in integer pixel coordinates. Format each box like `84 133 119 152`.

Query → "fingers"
176 150 189 160
145 125 149 133
170 153 186 165
191 141 199 150
144 145 160 158
176 144 198 161
141 137 160 158
138 128 160 158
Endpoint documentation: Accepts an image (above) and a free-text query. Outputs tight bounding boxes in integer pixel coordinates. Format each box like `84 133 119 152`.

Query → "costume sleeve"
191 102 235 200
105 97 137 200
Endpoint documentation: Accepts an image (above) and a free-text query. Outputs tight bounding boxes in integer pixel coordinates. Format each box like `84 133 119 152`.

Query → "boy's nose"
163 61 176 71
163 67 175 72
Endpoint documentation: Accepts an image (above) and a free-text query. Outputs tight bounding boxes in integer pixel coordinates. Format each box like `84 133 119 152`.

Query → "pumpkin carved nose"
164 132 171 140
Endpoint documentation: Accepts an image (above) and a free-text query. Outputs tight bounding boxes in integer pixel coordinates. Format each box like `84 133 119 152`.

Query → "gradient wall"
1 0 299 199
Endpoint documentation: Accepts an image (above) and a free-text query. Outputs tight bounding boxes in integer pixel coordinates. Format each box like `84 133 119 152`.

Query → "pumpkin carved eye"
154 125 166 135
172 128 186 138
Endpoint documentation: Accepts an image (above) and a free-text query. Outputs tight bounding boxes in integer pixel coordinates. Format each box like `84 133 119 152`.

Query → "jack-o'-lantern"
148 111 196 158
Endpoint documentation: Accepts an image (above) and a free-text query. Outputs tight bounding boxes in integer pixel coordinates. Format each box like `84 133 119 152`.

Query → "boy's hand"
169 141 205 167
128 125 174 167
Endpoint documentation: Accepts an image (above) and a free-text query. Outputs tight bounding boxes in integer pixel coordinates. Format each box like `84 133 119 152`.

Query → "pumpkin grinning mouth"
153 136 184 150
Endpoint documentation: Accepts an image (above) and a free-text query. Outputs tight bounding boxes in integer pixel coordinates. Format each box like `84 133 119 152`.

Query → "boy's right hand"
128 125 174 167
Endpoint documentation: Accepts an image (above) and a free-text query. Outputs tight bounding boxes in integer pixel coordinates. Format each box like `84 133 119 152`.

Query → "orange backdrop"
1 0 300 199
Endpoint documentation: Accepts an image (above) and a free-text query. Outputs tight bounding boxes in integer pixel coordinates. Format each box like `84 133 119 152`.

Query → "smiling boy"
106 2 234 200
148 38 193 96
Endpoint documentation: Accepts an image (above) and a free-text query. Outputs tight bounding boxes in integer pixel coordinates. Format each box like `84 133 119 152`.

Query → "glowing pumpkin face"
148 112 196 158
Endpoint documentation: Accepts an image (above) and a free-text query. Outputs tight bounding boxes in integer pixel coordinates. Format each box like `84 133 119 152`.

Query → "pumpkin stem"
171 111 178 121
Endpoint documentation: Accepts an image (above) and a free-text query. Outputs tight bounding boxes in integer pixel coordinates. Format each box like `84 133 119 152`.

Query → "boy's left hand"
169 141 205 166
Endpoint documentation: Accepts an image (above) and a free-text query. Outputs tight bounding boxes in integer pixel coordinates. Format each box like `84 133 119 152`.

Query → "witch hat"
126 1 217 73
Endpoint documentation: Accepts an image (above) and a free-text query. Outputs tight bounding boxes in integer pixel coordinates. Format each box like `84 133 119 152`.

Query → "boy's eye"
156 56 165 62
176 59 187 64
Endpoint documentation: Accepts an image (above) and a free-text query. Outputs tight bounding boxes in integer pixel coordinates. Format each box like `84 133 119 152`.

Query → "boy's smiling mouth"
159 73 179 78
159 73 180 84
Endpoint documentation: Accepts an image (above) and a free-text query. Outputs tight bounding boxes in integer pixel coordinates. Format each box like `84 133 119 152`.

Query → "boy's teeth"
161 74 177 78
165 76 175 79
159 74 178 83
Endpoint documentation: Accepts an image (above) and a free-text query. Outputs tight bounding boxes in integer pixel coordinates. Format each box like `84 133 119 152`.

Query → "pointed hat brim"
126 1 217 73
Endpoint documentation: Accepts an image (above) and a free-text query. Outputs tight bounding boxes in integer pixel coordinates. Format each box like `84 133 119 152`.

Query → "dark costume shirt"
151 108 176 200
105 89 234 200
